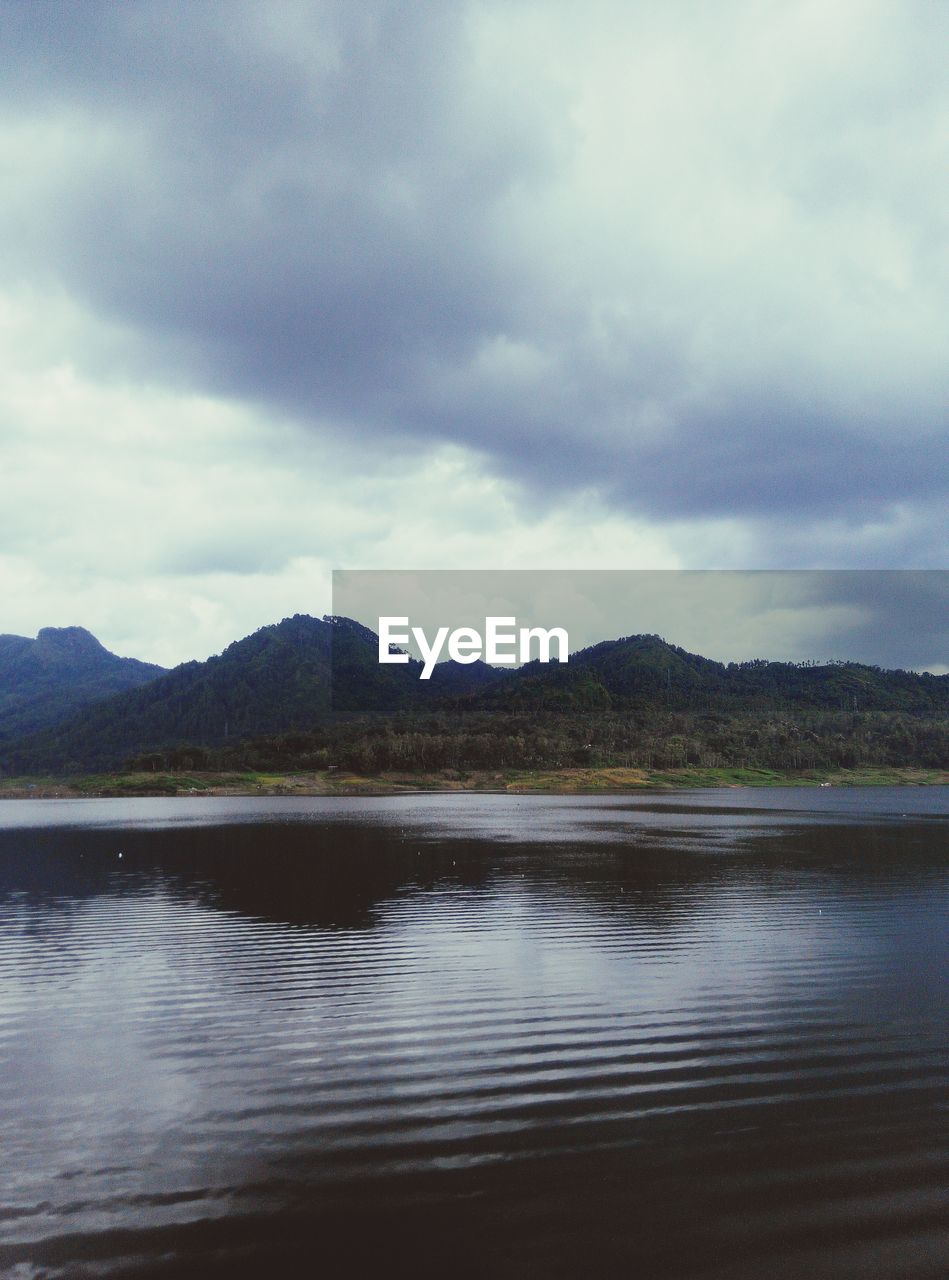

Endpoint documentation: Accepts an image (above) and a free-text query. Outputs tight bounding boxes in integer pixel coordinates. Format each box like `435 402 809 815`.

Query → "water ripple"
0 789 945 1277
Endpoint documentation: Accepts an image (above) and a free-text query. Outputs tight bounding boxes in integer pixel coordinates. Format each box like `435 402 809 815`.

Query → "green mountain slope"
0 627 166 744
2 619 945 775
312 635 947 775
2 615 503 772
486 632 946 716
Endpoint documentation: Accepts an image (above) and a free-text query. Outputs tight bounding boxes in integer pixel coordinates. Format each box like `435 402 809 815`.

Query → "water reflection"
0 791 945 1278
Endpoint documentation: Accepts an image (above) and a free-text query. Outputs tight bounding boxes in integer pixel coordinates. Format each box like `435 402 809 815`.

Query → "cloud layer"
335 568 948 673
0 1 945 662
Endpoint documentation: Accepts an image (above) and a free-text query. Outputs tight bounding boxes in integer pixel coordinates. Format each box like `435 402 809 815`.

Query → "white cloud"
0 287 698 664
0 1 945 666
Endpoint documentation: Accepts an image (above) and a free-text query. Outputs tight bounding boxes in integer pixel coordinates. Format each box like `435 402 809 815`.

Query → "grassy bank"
0 765 945 799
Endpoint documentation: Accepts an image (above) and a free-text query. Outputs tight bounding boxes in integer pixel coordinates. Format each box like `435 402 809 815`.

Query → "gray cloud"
0 0 946 566
334 569 948 672
805 570 949 670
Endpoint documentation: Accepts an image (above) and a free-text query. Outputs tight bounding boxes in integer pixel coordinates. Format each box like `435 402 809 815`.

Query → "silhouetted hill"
2 618 945 774
326 614 501 712
0 626 166 744
3 615 504 771
478 633 946 717
298 633 944 776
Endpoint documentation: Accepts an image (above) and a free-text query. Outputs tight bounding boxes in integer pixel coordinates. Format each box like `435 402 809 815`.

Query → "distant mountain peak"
323 614 380 643
35 625 109 656
0 626 167 745
4 614 944 775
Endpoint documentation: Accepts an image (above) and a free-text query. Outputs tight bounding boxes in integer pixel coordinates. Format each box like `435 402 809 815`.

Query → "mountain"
402 634 946 774
2 615 504 772
314 633 946 776
479 632 946 716
0 626 166 745
2 618 945 775
326 614 502 713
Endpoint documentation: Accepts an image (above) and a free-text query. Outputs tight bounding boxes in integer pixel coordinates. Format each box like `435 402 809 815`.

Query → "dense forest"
3 617 946 776
0 615 499 772
125 707 947 776
0 626 165 744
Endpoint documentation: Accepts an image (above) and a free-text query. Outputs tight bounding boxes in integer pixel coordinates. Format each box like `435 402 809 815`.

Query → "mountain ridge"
0 626 167 745
1 615 507 771
1 615 945 775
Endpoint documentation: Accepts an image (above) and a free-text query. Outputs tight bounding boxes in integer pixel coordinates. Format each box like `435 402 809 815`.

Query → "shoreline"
0 765 945 799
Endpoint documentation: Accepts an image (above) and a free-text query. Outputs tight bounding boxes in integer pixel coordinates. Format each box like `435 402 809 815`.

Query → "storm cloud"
334 568 948 673
0 1 945 662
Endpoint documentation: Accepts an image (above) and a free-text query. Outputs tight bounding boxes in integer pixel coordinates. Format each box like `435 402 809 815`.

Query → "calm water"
0 789 945 1278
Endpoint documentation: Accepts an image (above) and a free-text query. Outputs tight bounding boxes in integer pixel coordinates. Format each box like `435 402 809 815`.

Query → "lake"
0 788 946 1277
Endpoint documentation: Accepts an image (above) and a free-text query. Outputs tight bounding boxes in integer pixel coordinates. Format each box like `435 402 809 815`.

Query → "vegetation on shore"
1 765 945 800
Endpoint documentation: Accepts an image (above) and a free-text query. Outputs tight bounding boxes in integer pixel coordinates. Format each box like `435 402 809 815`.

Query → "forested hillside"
0 626 165 744
3 615 502 772
3 617 945 776
148 634 944 776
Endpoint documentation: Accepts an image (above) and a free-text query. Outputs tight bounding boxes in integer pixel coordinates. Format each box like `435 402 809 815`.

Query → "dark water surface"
0 789 945 1278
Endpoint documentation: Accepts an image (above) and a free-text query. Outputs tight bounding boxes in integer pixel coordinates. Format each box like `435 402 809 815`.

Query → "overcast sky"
334 570 948 673
0 0 946 667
